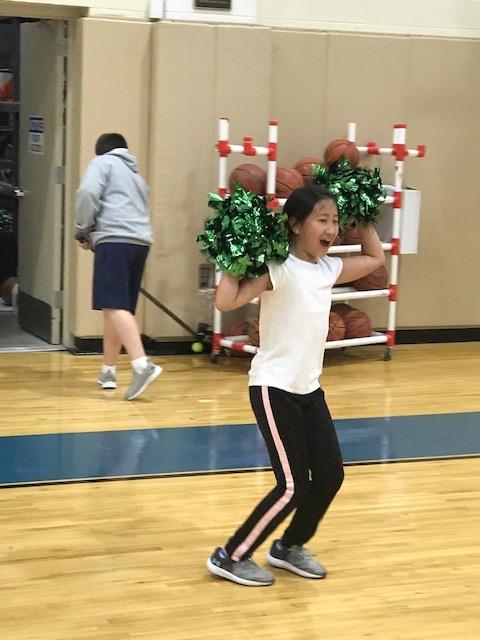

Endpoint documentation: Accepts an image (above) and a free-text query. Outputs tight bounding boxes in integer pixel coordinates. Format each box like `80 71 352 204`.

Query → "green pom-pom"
196 188 289 278
312 158 386 230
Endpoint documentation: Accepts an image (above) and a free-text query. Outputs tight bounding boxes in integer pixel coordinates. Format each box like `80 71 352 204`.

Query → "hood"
106 148 139 172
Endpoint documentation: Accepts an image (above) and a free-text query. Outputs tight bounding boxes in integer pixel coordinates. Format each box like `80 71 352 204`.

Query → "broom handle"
140 288 197 337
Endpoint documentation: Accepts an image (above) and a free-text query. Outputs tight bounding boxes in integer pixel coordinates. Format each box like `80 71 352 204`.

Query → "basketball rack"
202 117 426 362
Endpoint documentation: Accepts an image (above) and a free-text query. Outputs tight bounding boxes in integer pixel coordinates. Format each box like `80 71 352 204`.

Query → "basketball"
353 265 389 291
331 303 354 318
229 164 267 195
0 276 16 306
293 156 323 184
342 308 372 339
327 311 346 341
275 167 304 198
247 318 260 346
324 139 360 168
223 318 249 337
340 223 361 245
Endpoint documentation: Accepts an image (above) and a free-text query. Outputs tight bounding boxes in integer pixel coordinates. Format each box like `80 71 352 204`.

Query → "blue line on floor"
0 412 479 486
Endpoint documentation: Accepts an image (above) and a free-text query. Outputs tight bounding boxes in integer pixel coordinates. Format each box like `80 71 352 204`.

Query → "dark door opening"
0 17 66 352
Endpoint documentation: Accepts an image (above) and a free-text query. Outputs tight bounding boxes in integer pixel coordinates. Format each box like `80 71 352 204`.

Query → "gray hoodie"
75 148 153 247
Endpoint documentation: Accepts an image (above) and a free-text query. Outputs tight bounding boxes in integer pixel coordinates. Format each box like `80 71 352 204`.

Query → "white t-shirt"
248 253 343 394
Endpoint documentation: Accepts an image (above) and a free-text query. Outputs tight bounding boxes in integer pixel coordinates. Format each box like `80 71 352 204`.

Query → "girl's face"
289 199 339 263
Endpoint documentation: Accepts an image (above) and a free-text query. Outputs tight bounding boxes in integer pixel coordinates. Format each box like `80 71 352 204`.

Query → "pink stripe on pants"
231 386 295 561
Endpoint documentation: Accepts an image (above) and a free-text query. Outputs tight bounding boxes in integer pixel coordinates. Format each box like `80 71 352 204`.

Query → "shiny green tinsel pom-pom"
312 158 386 230
196 188 289 278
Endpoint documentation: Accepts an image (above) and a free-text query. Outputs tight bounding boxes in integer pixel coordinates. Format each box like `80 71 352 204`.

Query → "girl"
207 184 385 586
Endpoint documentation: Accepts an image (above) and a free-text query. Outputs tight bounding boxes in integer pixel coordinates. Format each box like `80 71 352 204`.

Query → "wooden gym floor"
0 343 479 639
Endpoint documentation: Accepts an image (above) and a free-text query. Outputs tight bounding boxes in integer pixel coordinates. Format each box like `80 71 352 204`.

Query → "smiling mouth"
320 240 331 248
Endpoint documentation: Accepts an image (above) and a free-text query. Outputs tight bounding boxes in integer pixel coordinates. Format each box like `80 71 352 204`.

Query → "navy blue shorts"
93 243 149 314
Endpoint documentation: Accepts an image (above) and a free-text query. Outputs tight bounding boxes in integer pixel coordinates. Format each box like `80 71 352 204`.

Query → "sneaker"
97 369 117 390
266 539 327 579
206 547 275 587
125 360 162 400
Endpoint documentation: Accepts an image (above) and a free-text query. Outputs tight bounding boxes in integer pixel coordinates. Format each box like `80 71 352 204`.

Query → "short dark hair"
95 133 128 155
283 184 337 230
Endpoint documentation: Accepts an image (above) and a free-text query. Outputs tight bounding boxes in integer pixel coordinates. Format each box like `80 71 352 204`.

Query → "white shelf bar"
332 286 356 294
219 332 388 356
325 333 388 349
332 289 390 302
220 338 258 354
356 146 393 155
236 288 390 305
329 242 392 255
201 287 391 305
218 195 287 208
355 146 423 158
228 144 245 153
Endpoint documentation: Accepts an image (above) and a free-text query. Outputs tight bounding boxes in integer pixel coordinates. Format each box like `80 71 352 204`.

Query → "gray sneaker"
266 539 327 579
97 369 117 390
207 547 275 587
124 360 162 400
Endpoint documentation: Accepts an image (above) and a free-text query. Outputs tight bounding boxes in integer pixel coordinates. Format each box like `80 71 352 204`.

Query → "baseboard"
396 328 480 344
70 327 479 356
143 336 198 355
71 335 196 356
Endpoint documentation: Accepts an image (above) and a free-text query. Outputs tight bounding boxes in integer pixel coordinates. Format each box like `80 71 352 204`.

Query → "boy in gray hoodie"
75 133 162 400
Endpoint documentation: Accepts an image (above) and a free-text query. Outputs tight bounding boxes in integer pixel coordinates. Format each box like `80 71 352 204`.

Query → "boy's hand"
76 234 93 251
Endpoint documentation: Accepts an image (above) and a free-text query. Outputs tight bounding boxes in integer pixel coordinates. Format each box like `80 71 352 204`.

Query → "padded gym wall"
144 24 479 339
71 18 151 339
399 37 480 328
336 35 480 329
145 22 272 338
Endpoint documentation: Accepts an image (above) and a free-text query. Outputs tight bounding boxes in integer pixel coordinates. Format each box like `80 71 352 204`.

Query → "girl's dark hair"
95 133 128 155
283 184 337 228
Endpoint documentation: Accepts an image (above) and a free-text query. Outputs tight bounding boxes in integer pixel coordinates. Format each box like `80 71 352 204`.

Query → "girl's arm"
216 271 272 312
336 224 385 285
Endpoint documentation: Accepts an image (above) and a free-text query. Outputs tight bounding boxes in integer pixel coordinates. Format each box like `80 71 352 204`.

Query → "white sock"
102 364 116 375
132 356 149 374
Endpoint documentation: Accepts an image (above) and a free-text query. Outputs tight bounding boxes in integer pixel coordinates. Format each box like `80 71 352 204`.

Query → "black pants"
225 386 344 562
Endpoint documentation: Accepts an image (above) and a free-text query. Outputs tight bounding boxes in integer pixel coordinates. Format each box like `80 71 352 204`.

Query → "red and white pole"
266 120 279 207
211 118 232 357
217 117 230 197
387 123 406 348
347 122 356 142
212 117 285 359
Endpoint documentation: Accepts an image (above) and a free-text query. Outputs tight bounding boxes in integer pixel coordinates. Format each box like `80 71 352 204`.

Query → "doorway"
0 17 67 352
